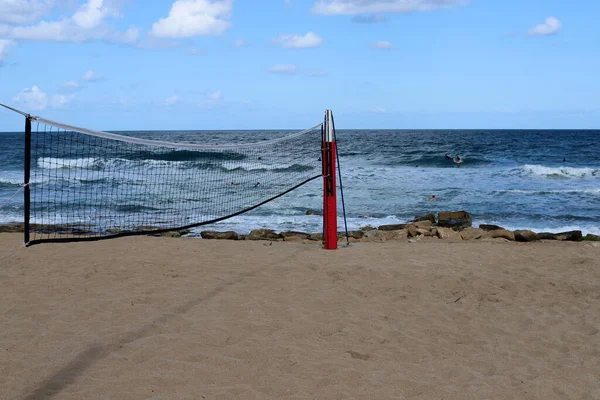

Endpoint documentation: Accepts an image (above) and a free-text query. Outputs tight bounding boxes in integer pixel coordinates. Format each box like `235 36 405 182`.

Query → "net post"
322 110 337 250
24 116 31 245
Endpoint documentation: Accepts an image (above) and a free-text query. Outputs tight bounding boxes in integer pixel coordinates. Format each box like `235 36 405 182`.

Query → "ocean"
1 129 599 237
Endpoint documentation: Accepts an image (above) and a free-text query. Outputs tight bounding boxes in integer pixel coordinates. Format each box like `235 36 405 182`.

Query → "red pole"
323 110 337 250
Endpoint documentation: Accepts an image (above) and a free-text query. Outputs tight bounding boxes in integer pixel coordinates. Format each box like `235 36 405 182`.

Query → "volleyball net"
0 104 339 247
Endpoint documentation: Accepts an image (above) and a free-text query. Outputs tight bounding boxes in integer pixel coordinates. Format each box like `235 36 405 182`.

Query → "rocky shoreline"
1 211 598 243
197 211 599 243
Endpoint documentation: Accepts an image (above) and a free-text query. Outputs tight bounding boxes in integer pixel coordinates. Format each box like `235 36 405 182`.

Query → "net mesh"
26 118 323 244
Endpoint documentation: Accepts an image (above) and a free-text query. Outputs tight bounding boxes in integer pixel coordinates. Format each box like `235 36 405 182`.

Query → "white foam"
521 164 599 179
38 157 104 170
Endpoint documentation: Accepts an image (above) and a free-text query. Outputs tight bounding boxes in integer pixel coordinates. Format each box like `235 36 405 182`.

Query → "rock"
345 230 365 239
416 228 432 236
407 224 419 238
161 231 181 238
305 209 323 216
360 225 376 232
433 227 462 240
246 229 281 241
413 213 436 223
378 224 406 231
0 223 24 233
479 224 505 231
486 229 515 241
513 230 538 242
553 230 583 241
280 231 310 239
362 229 407 241
200 230 239 240
414 220 433 229
459 227 485 240
437 211 472 228
308 233 323 241
536 232 556 240
583 234 600 241
408 239 417 243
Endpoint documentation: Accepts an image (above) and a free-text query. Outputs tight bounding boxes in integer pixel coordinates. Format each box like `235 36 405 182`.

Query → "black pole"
24 117 31 245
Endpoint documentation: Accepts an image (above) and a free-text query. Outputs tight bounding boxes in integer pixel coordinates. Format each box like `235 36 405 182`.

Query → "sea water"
1 129 599 236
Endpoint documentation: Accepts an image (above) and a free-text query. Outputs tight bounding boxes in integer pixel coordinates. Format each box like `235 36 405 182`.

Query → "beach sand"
0 233 599 400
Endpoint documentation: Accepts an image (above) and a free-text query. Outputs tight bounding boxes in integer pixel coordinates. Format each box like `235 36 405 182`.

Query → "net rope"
0 104 326 245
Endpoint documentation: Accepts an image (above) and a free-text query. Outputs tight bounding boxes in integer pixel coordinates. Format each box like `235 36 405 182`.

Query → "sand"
0 233 599 400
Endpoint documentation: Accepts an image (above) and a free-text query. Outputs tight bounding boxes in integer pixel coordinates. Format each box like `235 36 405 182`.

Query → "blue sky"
1 0 599 130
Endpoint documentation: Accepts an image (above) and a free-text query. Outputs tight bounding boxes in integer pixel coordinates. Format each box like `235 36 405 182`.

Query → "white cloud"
164 94 180 106
207 90 222 100
82 70 104 82
12 85 48 111
72 0 120 30
372 106 387 113
151 0 232 38
272 32 324 49
12 85 75 111
528 16 561 36
267 64 298 75
312 0 461 15
61 70 104 91
62 80 81 90
373 40 393 49
0 0 54 24
352 14 386 23
1 0 139 44
50 94 74 108
0 39 15 63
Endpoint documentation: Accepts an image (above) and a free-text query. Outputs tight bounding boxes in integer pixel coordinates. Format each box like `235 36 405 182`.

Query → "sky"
0 0 599 131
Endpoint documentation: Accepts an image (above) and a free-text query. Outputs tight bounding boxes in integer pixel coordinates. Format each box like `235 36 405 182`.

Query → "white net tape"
33 116 323 150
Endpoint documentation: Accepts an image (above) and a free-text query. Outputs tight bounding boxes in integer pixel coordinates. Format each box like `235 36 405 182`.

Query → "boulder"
0 223 24 233
305 209 323 216
345 230 365 239
200 230 239 240
536 232 556 240
378 224 406 231
416 228 432 236
433 227 462 240
407 224 419 238
479 224 505 231
486 229 515 241
553 230 583 241
280 231 310 239
360 225 376 231
459 227 485 241
308 233 323 241
437 211 472 228
513 230 538 242
414 220 433 229
246 229 281 241
161 231 181 238
413 213 436 223
362 229 407 241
